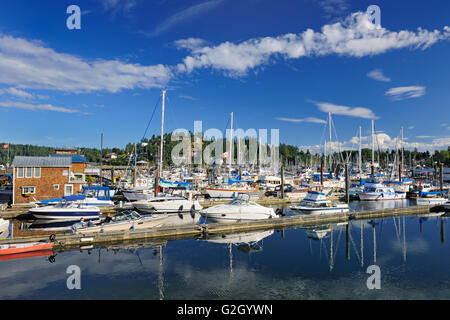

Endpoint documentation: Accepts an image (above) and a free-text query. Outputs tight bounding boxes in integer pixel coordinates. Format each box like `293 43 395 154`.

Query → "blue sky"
0 0 449 152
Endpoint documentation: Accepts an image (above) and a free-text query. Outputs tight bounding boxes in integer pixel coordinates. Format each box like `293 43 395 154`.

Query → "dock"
0 204 442 249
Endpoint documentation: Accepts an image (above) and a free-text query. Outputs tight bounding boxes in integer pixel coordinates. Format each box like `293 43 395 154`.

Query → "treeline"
1 139 449 167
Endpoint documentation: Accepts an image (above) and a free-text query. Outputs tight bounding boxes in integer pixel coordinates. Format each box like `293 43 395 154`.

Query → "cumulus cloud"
0 87 34 99
0 33 172 93
178 11 450 76
367 69 391 82
385 86 426 101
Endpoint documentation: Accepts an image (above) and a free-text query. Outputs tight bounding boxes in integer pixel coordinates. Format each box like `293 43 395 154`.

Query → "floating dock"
0 204 443 249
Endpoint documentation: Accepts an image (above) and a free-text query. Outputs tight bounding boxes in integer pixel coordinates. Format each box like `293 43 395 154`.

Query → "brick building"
12 156 86 204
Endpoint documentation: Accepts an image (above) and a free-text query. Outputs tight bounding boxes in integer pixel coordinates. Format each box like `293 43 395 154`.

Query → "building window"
25 167 32 178
17 167 24 178
21 186 36 195
64 184 73 196
54 184 60 191
34 167 41 178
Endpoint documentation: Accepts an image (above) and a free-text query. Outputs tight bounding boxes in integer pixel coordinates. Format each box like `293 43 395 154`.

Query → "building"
55 146 79 155
11 156 86 204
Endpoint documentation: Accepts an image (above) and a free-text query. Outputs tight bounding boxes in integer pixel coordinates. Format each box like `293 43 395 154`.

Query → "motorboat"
414 190 448 206
0 217 10 238
132 194 202 214
443 201 450 211
0 241 54 256
72 210 170 234
29 201 101 220
199 196 279 223
357 182 406 201
290 191 349 214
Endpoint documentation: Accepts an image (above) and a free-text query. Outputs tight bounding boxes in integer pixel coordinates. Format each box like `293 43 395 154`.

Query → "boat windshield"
113 210 141 222
228 199 251 206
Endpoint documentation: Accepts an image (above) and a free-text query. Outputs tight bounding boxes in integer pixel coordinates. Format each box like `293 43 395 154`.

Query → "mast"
359 126 362 173
401 127 404 172
371 120 375 166
229 112 233 178
160 90 166 177
328 112 332 171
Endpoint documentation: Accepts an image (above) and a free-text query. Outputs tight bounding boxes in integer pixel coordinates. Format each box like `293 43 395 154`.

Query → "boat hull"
415 198 447 206
29 207 100 220
206 188 260 199
133 200 202 213
0 242 54 255
290 206 349 214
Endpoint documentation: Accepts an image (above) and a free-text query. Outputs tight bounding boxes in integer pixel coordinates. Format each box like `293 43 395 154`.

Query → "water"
0 203 449 300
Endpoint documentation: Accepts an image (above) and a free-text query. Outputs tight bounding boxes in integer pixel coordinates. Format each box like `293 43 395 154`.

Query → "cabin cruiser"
72 210 169 234
290 191 349 214
199 195 279 223
357 182 406 201
132 194 202 214
29 201 101 220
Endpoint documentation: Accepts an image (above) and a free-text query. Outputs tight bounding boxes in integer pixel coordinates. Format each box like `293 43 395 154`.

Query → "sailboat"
205 112 260 199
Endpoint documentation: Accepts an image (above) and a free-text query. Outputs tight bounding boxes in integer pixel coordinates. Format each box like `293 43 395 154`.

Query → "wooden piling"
440 162 444 192
281 163 285 200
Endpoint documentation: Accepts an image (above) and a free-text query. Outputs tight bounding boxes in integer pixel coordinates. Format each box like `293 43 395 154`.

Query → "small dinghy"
0 241 54 256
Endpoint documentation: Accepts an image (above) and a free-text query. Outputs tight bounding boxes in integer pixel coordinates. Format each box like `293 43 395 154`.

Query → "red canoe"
0 250 54 261
0 242 54 256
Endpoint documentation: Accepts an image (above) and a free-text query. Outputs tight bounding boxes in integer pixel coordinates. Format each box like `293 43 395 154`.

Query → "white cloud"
311 101 379 119
0 87 34 99
276 117 327 124
385 86 426 101
367 69 391 82
415 136 436 139
149 0 224 37
179 11 450 75
174 38 208 51
179 95 196 101
0 100 81 113
99 0 139 15
0 33 172 93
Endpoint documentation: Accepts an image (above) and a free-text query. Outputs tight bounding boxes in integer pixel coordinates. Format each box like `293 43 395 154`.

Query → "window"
53 184 60 191
64 184 73 196
25 167 32 178
17 167 24 178
34 167 41 178
22 186 36 195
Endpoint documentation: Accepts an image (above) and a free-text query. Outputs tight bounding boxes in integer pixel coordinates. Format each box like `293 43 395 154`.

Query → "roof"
50 154 86 163
12 156 72 167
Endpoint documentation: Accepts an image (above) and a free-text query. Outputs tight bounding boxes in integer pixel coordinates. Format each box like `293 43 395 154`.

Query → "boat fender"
130 225 135 230
49 234 56 242
179 205 184 212
275 208 283 216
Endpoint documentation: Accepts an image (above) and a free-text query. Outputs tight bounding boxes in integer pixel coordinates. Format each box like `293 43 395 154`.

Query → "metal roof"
50 154 86 163
12 156 72 167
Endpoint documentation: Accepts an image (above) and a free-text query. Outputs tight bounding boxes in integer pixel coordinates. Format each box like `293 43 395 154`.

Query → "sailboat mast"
401 126 404 171
371 120 375 166
328 112 332 171
359 126 362 173
229 112 233 178
160 90 166 177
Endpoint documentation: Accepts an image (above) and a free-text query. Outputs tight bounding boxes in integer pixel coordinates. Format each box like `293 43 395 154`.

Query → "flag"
2 144 9 149
221 152 229 159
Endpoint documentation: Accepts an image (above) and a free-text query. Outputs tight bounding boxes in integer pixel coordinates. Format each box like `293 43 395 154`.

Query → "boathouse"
11 155 86 204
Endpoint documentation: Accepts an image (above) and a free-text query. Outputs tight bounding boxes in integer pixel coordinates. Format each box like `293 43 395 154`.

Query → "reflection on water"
0 204 449 299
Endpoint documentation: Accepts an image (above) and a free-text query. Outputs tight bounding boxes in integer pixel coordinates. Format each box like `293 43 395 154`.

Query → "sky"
0 0 449 153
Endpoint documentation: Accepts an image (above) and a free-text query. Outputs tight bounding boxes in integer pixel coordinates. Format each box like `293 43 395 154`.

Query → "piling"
399 163 402 183
320 161 324 186
440 162 444 192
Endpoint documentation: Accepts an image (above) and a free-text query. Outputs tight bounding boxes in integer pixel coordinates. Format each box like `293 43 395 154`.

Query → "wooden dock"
0 204 442 249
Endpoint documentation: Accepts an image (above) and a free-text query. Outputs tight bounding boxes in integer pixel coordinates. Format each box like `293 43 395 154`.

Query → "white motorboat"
132 194 202 214
290 191 349 214
72 210 169 234
0 217 10 239
415 197 448 206
199 196 279 223
357 182 406 201
29 201 100 220
205 229 274 245
443 201 450 211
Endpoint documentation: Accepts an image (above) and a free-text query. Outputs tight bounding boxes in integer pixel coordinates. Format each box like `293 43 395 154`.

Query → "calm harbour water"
0 200 449 300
